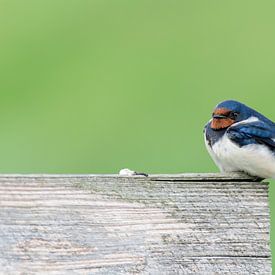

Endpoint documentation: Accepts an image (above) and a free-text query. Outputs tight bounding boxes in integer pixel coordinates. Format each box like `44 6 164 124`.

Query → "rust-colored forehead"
213 107 231 115
211 107 234 130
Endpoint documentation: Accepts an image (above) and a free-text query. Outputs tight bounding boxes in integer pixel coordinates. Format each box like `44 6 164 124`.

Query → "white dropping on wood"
119 168 137 176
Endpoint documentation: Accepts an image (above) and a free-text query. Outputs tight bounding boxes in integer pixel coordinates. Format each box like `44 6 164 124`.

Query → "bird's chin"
211 118 235 130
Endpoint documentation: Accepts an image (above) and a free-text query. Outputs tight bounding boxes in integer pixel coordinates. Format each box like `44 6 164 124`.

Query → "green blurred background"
0 0 274 268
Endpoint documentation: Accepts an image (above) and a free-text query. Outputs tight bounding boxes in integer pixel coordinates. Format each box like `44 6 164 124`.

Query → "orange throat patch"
211 118 234 130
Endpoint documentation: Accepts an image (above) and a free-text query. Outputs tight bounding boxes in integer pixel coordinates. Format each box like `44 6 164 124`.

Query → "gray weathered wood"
0 173 271 274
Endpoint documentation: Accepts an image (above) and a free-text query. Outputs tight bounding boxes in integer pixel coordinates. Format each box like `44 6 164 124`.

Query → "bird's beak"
213 114 228 119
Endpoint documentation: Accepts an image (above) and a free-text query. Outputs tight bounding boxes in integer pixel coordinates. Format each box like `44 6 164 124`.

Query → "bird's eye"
229 112 239 119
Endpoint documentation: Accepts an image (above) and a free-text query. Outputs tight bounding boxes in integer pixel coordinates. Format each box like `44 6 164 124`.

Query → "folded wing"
227 120 275 151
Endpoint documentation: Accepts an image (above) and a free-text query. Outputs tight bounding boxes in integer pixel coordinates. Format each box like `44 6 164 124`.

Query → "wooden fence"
0 173 271 274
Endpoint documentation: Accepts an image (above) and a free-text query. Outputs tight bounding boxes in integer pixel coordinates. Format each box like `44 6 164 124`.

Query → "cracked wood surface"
0 173 271 274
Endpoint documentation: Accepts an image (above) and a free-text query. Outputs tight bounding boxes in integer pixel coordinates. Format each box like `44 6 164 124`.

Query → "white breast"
205 133 275 179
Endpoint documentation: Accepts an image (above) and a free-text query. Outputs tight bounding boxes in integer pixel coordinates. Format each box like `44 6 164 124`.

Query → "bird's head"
210 100 250 130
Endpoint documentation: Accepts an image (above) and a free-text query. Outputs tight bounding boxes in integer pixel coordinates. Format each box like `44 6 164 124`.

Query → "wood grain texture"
0 173 271 274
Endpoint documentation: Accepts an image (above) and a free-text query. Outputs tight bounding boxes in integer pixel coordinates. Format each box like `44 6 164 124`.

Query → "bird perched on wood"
204 100 275 179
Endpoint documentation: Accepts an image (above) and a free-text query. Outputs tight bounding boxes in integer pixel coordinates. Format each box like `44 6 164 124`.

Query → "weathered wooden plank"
0 172 259 181
0 174 271 274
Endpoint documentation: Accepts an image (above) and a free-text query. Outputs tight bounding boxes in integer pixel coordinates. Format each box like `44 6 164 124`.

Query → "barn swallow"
204 100 275 179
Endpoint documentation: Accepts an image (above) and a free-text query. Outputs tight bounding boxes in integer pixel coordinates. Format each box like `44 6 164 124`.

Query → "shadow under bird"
204 100 275 179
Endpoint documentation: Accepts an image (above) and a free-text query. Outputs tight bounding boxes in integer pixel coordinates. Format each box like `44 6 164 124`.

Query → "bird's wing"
227 120 275 151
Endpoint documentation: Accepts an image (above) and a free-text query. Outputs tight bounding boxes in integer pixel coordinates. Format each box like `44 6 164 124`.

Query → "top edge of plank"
0 173 261 181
